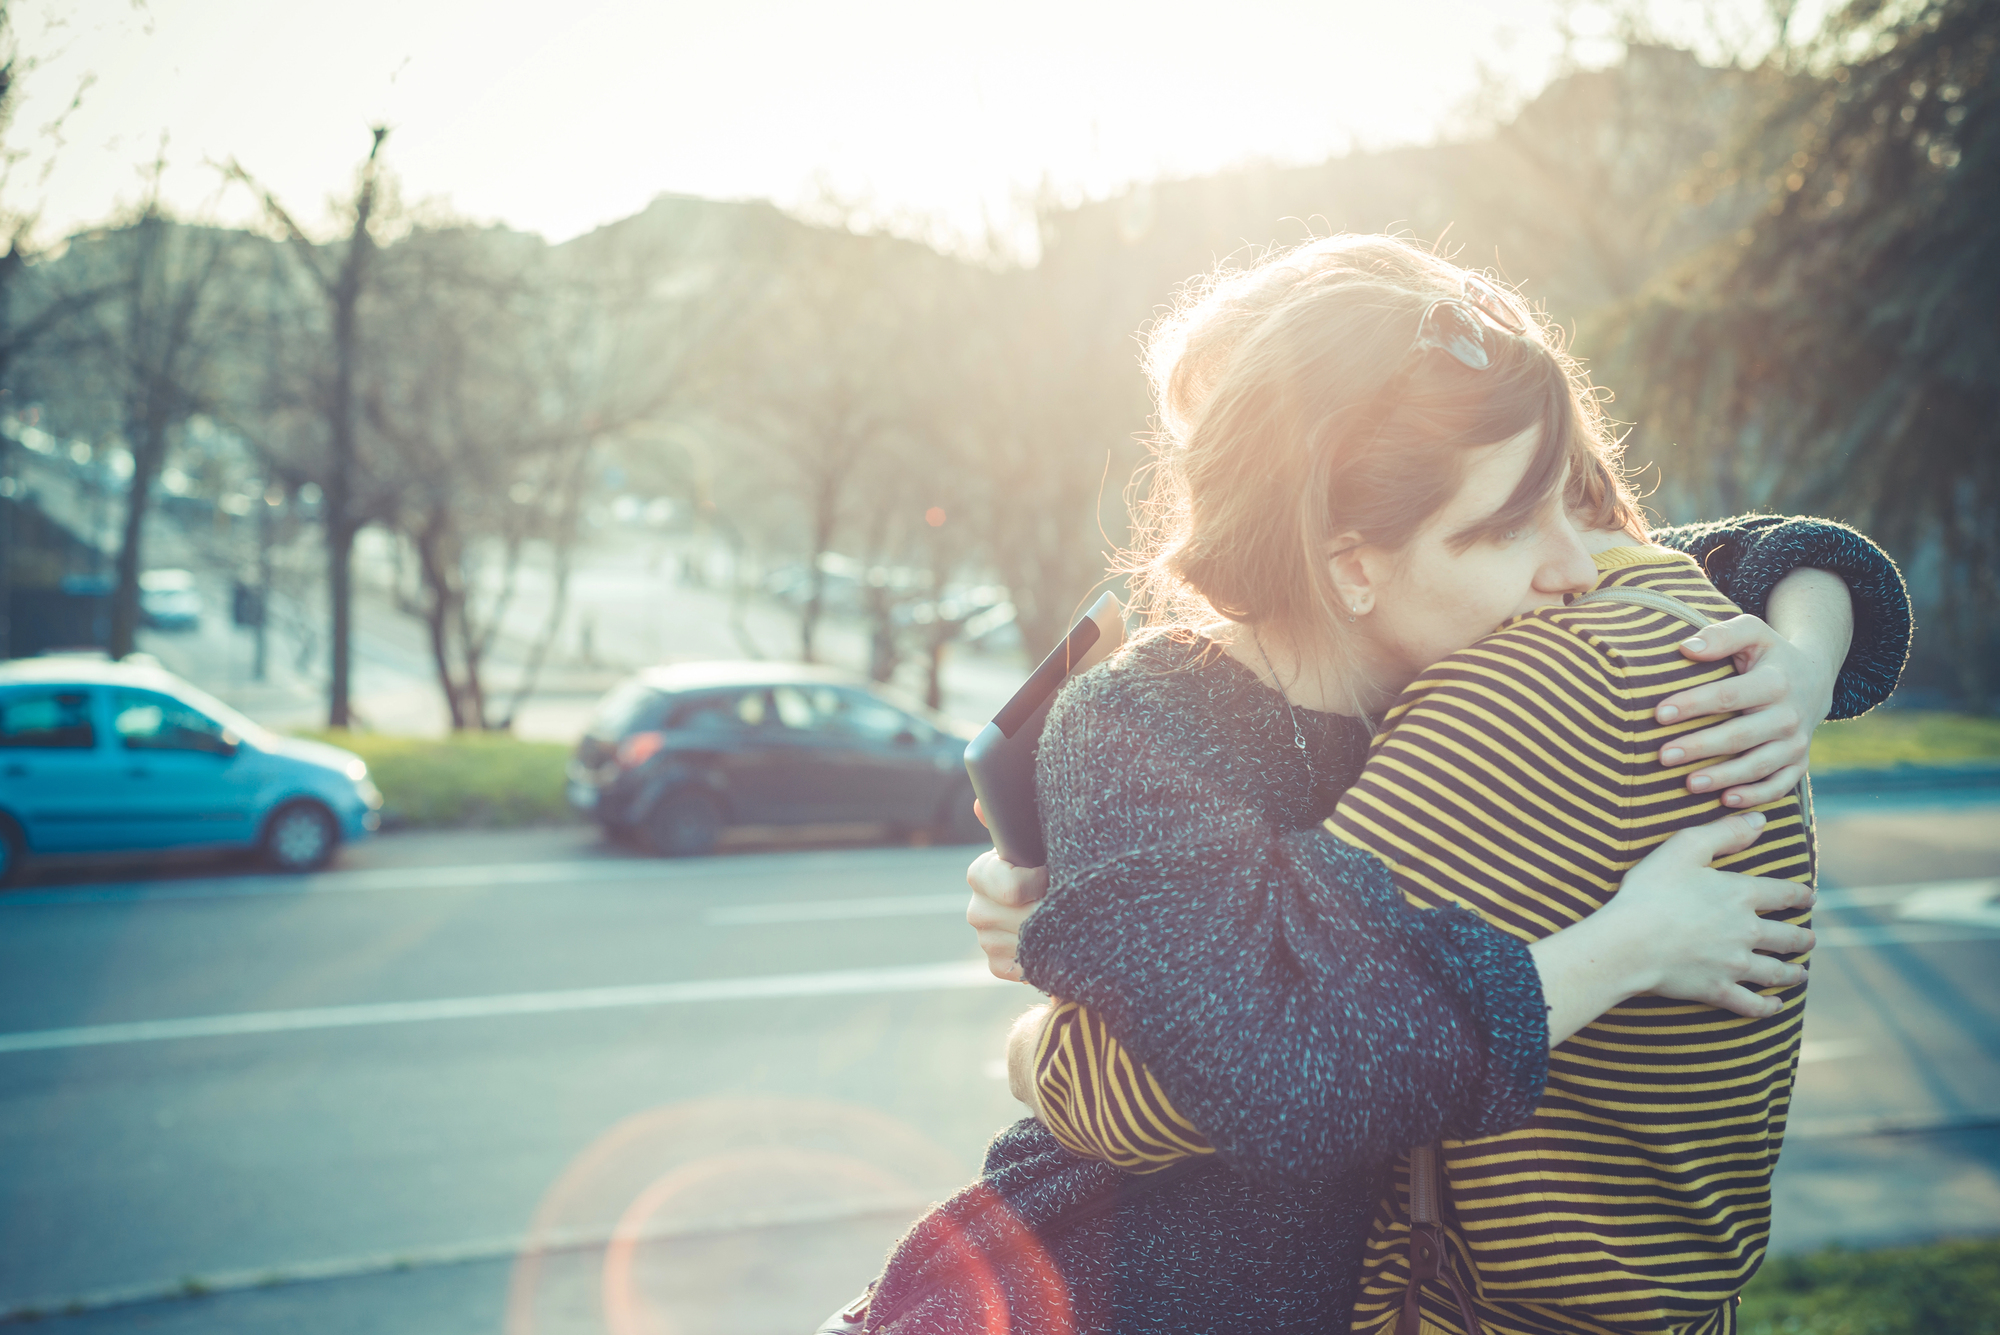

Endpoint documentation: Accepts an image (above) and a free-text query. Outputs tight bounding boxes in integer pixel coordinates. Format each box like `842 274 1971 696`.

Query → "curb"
1789 1110 2000 1140
0 1194 932 1325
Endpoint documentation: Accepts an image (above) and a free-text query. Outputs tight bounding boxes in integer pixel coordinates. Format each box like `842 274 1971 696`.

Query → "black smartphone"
962 592 1125 867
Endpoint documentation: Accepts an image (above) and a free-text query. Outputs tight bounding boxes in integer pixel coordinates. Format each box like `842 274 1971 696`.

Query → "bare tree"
228 128 389 727
713 227 951 662
365 220 708 729
0 1 106 659
22 190 249 657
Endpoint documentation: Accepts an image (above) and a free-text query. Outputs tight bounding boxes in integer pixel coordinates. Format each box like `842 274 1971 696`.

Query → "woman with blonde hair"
845 235 1907 1335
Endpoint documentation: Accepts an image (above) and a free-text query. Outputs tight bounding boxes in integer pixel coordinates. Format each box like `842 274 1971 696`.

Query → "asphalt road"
1 800 1996 1334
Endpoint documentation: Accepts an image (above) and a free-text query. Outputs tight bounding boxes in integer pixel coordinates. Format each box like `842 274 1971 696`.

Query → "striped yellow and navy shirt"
1033 547 1814 1335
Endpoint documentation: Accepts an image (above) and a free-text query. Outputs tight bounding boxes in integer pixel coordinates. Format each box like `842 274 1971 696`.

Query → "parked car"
568 663 984 856
138 568 204 631
0 658 382 885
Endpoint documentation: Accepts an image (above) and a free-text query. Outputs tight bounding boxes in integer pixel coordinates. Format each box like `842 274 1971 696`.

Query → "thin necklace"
1255 634 1314 792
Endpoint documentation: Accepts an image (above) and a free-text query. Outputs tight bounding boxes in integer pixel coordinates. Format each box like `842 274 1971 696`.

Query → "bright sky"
3 0 1786 257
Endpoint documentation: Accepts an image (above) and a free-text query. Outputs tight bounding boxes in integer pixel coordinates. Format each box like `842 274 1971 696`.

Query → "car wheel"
261 800 340 873
934 781 989 846
0 815 25 888
644 791 722 858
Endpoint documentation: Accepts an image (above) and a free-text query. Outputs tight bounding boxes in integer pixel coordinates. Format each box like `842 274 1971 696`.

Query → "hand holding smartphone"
962 592 1126 867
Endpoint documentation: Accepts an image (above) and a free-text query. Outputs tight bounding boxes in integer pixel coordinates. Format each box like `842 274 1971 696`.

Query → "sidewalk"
1771 796 2000 1252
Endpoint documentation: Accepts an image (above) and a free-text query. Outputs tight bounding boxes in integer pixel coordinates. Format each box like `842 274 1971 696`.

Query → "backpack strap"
1396 1143 1484 1335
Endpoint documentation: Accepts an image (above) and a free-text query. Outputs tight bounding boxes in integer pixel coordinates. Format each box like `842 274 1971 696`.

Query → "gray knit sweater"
863 515 1910 1335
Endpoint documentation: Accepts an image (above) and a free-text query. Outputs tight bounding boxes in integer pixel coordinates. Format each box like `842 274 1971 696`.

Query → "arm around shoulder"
1653 513 1910 717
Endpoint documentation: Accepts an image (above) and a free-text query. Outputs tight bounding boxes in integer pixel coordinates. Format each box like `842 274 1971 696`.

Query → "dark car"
567 663 985 856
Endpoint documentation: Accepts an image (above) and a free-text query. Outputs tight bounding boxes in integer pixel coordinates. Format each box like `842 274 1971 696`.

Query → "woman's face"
1343 426 1600 697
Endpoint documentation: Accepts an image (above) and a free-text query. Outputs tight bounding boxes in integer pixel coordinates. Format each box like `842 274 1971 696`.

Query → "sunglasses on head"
1349 273 1532 447
1414 272 1530 369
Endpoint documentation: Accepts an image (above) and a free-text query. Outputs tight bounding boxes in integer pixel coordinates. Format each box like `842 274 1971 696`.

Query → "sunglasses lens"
1422 302 1491 370
1462 274 1527 334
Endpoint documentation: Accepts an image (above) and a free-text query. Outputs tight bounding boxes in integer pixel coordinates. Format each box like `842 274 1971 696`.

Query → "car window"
674 690 769 732
112 690 237 756
829 690 928 745
0 690 96 749
592 681 670 737
770 686 820 730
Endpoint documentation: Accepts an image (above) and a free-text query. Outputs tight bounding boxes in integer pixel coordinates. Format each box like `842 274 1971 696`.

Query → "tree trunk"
866 590 899 682
110 415 169 658
414 522 467 731
799 472 845 664
324 129 387 729
925 633 946 711
501 446 593 728
325 517 360 723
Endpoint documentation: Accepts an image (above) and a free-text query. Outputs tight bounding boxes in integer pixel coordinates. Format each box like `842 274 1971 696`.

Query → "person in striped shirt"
1022 532 1819 1334
858 234 1906 1335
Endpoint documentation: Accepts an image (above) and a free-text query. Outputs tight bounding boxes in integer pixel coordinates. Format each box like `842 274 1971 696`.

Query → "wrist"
1006 1003 1052 1113
1570 905 1660 1003
1768 568 1854 707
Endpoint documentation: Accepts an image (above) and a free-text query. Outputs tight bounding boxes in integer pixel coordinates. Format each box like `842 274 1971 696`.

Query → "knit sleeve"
1015 663 1549 1189
1652 514 1911 719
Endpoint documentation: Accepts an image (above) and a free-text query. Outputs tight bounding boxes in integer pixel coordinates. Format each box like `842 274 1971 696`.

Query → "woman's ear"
1326 530 1383 618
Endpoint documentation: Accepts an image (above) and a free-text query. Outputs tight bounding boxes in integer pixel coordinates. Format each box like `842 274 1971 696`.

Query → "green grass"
293 710 1991 831
303 730 574 829
1739 1237 2000 1334
1810 711 2000 771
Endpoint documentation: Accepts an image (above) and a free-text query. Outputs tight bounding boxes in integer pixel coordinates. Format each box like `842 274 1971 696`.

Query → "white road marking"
1809 877 2000 946
1898 880 2000 930
1817 877 2000 913
0 847 975 909
1798 1039 1866 1065
0 959 1010 1055
706 894 967 925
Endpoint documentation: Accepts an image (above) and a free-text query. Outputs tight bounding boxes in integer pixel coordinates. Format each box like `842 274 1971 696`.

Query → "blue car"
0 658 383 885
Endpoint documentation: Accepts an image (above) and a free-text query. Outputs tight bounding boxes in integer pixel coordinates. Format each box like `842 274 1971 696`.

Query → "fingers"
1655 811 1767 865
1682 736 1806 802
1710 983 1787 1020
1657 665 1783 729
1673 614 1777 666
1751 920 1817 957
1716 761 1809 810
975 927 1026 981
1660 696 1797 768
1744 876 1817 915
1738 952 1809 990
966 891 1034 936
966 850 1049 909
972 798 987 829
